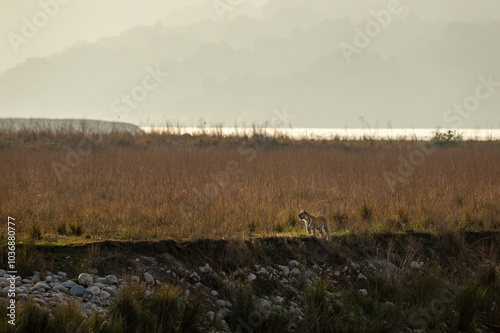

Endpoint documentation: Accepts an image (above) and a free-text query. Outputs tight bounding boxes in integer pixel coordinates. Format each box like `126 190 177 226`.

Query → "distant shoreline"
0 118 142 133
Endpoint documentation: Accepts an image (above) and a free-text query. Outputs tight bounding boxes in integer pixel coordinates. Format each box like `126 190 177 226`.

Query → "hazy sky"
2 0 499 74
1 0 499 128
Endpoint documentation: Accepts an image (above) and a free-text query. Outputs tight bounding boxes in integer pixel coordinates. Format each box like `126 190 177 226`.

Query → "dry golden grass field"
0 129 499 243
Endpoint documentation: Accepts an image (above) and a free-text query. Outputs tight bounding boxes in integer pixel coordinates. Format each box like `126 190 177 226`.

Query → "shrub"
17 301 51 333
31 223 43 241
431 130 463 146
57 223 67 235
359 202 373 221
69 223 83 236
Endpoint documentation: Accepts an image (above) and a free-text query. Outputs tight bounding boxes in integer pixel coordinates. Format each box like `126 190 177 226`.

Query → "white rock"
358 273 367 280
281 267 290 277
78 273 93 287
410 261 424 269
217 308 231 319
274 296 284 304
216 299 226 307
246 274 257 282
100 291 111 300
86 286 101 295
57 272 67 277
290 268 300 276
53 293 64 302
207 311 215 321
105 275 118 285
144 273 154 285
211 290 219 297
130 276 140 283
190 272 201 283
358 289 368 296
45 276 52 283
256 298 271 310
288 260 300 267
94 277 106 284
103 287 117 296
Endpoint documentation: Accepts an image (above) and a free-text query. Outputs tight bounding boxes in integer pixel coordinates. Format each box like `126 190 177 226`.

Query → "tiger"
298 210 330 240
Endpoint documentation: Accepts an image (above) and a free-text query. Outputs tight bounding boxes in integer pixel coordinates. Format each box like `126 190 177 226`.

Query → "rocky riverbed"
0 233 499 332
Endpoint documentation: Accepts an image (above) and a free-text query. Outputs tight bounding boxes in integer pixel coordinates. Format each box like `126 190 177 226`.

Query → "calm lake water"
142 127 500 141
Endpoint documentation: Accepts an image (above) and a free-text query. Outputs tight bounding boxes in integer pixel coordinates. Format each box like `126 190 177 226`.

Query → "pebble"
144 273 154 285
100 291 111 300
215 299 226 307
217 308 231 319
105 275 118 285
34 282 50 290
33 298 46 306
103 287 117 296
288 260 300 267
246 274 256 282
358 289 368 296
52 284 68 294
94 277 106 284
85 286 101 295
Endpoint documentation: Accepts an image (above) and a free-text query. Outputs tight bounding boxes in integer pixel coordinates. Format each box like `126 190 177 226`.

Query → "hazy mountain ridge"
0 0 499 128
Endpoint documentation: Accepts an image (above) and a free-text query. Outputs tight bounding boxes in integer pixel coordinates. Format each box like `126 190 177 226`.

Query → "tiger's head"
298 210 308 220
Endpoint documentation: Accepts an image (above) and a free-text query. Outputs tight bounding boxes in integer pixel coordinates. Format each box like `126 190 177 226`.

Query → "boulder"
78 273 93 287
69 285 85 296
